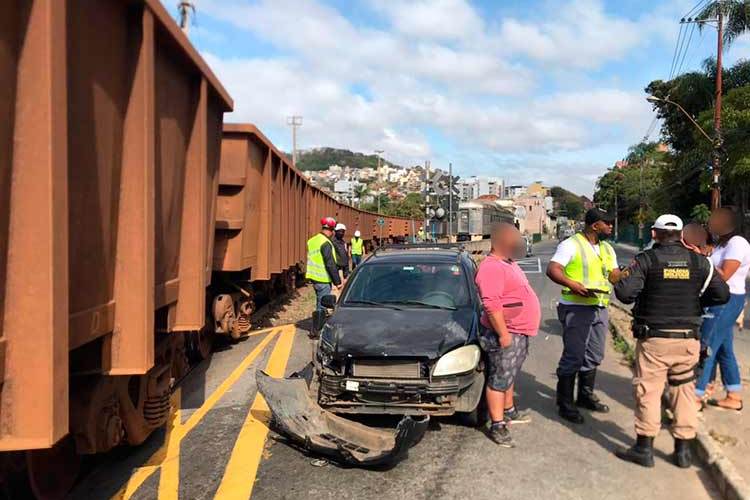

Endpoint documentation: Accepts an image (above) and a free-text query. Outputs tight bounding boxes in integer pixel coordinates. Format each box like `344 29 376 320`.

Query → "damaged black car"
315 246 486 425
257 246 486 466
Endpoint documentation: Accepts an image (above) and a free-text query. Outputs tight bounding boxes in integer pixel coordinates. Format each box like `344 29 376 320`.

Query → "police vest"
306 233 337 283
561 233 617 306
351 237 364 255
633 245 707 330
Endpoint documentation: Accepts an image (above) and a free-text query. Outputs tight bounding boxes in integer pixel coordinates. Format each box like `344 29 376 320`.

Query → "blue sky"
172 0 749 195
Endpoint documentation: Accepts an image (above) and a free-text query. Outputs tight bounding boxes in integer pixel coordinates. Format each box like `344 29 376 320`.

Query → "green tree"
594 142 669 225
383 193 425 219
353 184 370 207
697 1 750 48
361 193 391 214
643 60 750 217
550 186 585 220
690 203 712 223
695 85 750 203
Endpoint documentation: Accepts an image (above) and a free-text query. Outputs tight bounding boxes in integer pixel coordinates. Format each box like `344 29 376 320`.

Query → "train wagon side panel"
0 0 232 452
213 133 249 271
1 0 69 450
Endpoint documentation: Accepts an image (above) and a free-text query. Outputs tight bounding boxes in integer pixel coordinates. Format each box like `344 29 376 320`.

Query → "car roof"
366 247 466 264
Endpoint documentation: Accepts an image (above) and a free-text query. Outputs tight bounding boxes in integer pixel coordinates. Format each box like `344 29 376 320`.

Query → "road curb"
694 428 750 500
609 306 750 500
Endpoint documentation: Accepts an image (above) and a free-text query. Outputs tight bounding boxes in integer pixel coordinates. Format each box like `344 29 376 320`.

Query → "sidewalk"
610 305 750 499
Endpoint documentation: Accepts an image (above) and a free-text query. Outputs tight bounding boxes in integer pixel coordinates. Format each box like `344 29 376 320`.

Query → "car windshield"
343 262 470 309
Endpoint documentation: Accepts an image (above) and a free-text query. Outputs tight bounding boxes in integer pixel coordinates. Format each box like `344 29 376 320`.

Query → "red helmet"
320 217 336 229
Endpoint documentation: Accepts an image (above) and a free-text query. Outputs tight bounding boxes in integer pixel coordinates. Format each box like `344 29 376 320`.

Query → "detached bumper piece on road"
257 371 429 466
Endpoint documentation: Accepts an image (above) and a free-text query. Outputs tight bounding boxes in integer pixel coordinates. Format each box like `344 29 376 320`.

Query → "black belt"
633 325 699 340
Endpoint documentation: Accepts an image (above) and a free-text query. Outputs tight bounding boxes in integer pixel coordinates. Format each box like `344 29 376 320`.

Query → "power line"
669 23 686 79
669 0 711 79
675 22 697 76
683 29 708 72
686 0 711 17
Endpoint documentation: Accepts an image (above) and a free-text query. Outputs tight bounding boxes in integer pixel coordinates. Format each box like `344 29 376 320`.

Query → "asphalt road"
72 240 717 500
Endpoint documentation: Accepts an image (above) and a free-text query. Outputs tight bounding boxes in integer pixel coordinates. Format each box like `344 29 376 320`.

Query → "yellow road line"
157 388 182 500
121 389 181 499
113 330 278 500
214 324 297 500
179 329 278 436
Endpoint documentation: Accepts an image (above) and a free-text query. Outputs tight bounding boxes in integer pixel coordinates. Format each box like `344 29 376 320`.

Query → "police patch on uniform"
664 268 690 279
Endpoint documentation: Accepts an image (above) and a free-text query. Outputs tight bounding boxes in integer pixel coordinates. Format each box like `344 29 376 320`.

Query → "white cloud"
369 0 484 41
189 0 687 194
497 0 650 69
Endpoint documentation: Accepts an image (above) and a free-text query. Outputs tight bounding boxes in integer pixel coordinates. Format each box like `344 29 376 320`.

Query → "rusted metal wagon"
1 0 232 496
210 124 416 339
2 2 416 497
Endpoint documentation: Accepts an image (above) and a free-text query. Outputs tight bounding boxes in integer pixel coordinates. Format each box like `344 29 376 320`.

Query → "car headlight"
432 345 480 377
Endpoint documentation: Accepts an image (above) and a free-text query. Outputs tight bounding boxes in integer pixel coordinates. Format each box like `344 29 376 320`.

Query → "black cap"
585 208 614 226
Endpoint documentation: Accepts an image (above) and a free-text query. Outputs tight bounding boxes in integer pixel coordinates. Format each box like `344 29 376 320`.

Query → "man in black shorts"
475 222 542 446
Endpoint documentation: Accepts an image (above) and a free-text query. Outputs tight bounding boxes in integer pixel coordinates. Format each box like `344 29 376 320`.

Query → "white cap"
354 230 361 237
335 223 347 231
652 214 683 231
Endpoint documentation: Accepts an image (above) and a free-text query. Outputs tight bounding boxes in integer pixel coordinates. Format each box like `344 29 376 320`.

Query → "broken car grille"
351 359 422 378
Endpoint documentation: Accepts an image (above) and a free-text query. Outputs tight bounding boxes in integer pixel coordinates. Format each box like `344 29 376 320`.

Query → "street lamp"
646 95 722 208
646 96 713 143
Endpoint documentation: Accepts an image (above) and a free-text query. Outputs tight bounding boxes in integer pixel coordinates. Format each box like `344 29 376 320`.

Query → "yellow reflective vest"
560 233 617 306
351 237 364 256
306 233 337 283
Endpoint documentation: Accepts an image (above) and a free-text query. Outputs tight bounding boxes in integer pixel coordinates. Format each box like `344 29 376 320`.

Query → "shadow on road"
515 370 671 462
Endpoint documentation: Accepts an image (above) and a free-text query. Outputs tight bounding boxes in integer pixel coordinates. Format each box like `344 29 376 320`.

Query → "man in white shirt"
546 208 621 424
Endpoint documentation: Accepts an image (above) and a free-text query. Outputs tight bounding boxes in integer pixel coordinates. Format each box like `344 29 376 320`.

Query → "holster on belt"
632 323 698 340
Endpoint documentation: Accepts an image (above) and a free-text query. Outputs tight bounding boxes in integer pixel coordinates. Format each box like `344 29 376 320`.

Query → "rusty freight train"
0 1 415 497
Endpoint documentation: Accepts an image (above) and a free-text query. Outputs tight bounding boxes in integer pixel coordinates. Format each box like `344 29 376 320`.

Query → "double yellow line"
114 324 296 500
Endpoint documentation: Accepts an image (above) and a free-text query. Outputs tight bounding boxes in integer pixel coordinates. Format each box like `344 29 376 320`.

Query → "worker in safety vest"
306 217 342 313
417 226 426 242
546 208 621 424
350 230 365 268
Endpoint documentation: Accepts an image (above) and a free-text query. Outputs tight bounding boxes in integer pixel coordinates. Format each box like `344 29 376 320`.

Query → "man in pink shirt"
475 222 542 447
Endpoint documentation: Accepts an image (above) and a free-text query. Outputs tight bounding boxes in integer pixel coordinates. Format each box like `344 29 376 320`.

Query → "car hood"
324 307 476 360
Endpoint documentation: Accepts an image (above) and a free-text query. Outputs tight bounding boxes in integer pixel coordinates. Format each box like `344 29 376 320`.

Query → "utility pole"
682 1 724 209
286 116 303 167
614 182 619 242
375 150 384 214
712 3 724 210
448 162 453 241
178 1 195 35
639 160 645 247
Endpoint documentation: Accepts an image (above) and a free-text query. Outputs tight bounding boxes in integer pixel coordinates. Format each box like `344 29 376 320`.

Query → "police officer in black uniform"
613 215 729 468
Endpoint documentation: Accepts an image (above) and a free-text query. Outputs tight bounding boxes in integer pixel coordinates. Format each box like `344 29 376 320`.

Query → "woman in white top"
696 207 750 411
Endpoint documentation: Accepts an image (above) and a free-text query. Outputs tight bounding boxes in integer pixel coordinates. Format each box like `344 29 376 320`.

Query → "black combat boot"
576 369 610 413
557 374 584 424
673 438 693 468
616 435 655 468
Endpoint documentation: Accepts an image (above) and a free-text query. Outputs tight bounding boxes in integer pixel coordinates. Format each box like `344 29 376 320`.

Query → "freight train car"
210 124 416 340
1 0 232 497
456 199 515 241
2 5 416 495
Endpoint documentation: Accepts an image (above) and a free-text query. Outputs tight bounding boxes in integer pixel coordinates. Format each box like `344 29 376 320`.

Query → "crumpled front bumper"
256 371 429 466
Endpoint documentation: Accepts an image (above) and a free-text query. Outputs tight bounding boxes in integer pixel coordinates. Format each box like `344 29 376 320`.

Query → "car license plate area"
351 359 421 378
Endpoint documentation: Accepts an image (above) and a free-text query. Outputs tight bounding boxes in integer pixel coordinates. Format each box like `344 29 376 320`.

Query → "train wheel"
26 436 80 500
187 327 214 362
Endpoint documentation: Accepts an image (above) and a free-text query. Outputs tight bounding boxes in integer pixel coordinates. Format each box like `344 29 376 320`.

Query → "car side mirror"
321 294 337 309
